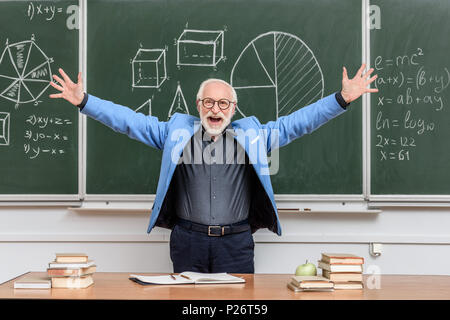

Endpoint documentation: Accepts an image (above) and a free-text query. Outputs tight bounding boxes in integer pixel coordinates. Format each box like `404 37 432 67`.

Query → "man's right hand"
49 68 85 106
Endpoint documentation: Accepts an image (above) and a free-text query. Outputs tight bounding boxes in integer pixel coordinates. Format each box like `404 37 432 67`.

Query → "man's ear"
196 99 201 114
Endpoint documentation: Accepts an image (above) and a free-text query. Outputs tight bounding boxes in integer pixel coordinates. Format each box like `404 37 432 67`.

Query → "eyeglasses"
198 98 236 110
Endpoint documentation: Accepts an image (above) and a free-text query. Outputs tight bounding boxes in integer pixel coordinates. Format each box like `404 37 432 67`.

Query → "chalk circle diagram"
230 31 324 119
0 38 53 107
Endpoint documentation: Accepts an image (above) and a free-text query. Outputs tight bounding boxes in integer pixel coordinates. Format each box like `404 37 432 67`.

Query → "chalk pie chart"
0 39 52 105
230 31 324 120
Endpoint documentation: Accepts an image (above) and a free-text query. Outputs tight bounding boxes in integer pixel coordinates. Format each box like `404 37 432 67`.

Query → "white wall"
1 201 449 284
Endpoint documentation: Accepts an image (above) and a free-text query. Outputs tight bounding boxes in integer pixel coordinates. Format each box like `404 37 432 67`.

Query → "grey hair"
196 78 238 103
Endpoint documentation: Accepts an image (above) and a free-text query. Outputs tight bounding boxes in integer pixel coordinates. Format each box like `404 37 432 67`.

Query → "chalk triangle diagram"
16 81 35 103
8 40 33 77
231 38 275 89
0 45 21 79
0 79 21 103
135 99 152 116
0 46 22 96
22 60 51 82
0 77 18 100
22 41 49 78
22 77 51 101
21 44 52 102
168 85 189 120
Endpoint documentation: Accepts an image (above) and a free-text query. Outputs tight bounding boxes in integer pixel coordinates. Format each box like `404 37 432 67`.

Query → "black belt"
176 218 250 237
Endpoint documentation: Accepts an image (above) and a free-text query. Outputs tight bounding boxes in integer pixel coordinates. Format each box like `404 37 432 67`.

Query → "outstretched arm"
49 68 168 150
263 64 378 152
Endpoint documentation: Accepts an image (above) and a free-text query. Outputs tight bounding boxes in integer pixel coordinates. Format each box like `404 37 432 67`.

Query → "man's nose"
211 102 221 114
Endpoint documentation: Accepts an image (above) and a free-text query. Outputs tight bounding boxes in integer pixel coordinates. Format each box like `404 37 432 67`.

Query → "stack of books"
287 275 334 292
47 253 96 288
318 253 364 290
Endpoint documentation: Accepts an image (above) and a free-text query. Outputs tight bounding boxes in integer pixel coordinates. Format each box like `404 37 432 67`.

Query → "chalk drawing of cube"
177 29 224 67
132 49 167 88
0 112 10 146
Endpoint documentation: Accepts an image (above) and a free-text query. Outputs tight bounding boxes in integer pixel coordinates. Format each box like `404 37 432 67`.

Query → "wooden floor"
1 272 450 300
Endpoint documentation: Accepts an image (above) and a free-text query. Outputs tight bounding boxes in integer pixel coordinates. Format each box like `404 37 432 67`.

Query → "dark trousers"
169 221 255 273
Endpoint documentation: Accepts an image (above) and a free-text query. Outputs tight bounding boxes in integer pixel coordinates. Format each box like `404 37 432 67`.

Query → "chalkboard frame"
81 0 366 202
4 0 447 204
0 0 82 202
366 0 450 203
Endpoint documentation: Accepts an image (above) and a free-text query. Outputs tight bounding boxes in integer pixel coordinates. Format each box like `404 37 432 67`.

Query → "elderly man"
50 64 377 273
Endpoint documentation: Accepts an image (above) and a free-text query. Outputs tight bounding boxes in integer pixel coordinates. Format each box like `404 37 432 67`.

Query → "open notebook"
129 272 245 285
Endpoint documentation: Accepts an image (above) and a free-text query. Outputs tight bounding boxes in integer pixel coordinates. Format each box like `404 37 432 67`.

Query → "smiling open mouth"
207 116 223 126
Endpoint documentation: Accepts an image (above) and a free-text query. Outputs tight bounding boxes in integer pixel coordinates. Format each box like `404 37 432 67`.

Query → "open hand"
49 68 84 106
341 63 378 103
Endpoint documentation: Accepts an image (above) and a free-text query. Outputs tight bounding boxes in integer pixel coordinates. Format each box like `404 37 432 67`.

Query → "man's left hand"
341 63 378 104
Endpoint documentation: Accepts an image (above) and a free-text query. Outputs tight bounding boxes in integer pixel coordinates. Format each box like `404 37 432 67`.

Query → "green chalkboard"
86 0 362 195
0 0 79 195
370 0 450 195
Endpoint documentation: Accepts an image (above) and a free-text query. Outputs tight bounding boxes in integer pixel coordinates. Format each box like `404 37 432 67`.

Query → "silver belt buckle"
208 225 224 236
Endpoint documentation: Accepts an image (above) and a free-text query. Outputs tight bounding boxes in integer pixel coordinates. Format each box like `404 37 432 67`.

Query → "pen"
180 274 191 280
170 274 176 280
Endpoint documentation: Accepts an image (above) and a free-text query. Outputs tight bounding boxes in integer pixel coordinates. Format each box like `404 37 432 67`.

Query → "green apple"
295 260 317 276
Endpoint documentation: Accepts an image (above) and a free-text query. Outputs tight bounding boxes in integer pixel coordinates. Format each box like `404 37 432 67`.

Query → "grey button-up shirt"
172 125 254 226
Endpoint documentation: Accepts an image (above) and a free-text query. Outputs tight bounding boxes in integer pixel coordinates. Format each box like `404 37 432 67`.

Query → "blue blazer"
81 93 346 236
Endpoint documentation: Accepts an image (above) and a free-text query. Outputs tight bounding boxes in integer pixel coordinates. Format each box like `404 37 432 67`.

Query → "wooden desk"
1 272 450 300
